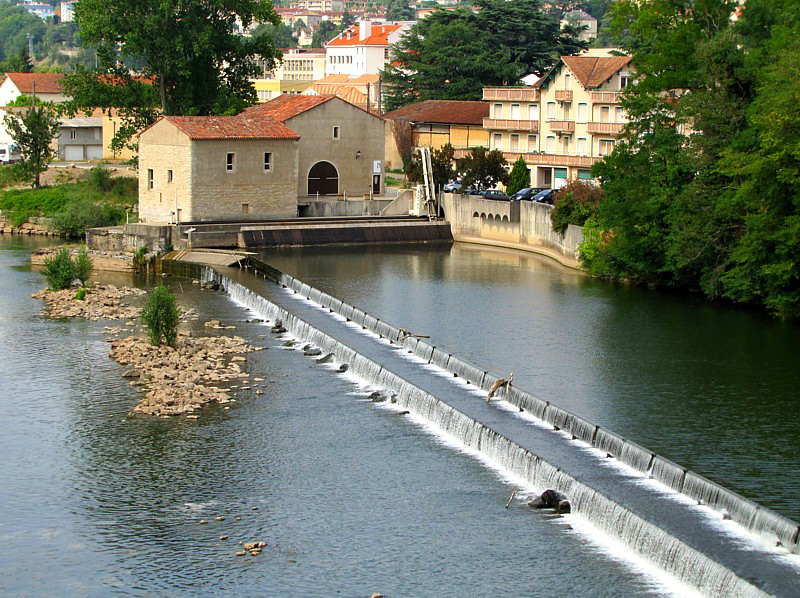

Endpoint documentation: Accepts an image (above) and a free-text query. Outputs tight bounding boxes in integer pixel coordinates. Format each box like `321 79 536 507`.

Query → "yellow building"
251 49 327 102
482 54 632 188
381 100 490 170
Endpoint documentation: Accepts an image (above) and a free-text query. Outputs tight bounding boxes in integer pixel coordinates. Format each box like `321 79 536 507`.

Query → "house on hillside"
382 99 489 169
0 73 67 105
560 10 598 42
138 95 385 223
243 94 385 198
325 21 412 78
481 53 633 189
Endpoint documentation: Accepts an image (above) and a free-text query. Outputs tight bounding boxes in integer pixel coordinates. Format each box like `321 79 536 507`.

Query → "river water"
1 236 796 596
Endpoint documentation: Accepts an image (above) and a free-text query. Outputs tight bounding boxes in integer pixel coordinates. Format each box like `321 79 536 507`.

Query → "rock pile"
32 285 145 320
109 334 261 416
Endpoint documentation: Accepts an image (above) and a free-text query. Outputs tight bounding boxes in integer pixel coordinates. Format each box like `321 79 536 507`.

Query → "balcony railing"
548 120 575 133
555 90 573 102
587 122 625 135
482 118 539 132
590 91 622 103
483 87 540 102
452 148 600 168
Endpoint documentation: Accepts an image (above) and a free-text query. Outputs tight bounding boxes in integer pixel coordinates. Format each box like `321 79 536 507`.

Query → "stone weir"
88 217 452 253
164 255 800 597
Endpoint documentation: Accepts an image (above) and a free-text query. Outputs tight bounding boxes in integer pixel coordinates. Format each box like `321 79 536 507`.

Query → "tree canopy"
457 147 508 191
3 104 60 189
381 0 587 111
583 0 800 318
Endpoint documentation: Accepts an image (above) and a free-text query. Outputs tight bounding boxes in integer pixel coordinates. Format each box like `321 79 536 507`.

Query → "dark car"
463 187 486 196
483 189 510 201
532 188 557 205
509 187 545 201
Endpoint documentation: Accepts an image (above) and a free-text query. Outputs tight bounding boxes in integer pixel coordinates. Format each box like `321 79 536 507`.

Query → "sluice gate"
166 255 800 597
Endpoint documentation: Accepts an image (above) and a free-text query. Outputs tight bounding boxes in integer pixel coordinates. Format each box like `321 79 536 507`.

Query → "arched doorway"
308 161 339 196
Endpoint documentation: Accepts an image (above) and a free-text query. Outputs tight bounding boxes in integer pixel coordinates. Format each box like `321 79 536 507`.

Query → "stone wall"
443 193 583 269
138 119 193 224
0 214 61 236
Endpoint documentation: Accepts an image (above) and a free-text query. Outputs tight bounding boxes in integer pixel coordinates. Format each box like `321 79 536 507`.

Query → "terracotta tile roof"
326 24 401 47
243 94 334 121
382 100 488 125
3 72 64 94
307 84 368 106
315 73 380 85
560 55 632 88
162 115 300 140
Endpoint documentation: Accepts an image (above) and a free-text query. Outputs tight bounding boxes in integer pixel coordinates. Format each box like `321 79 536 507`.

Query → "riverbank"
31 246 135 272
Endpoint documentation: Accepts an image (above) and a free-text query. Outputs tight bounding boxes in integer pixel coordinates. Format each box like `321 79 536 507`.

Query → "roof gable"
560 55 632 89
325 24 401 47
3 72 64 94
243 94 335 121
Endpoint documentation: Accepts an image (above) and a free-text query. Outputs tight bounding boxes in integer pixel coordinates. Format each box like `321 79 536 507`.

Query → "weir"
167 256 800 597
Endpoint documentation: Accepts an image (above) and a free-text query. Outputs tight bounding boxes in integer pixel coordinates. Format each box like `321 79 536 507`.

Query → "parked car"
532 188 557 205
509 187 545 201
443 180 462 193
463 187 486 196
483 189 510 201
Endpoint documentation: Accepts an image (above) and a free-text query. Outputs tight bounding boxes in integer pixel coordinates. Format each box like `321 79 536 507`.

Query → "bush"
141 284 180 347
42 247 75 290
551 179 605 234
74 288 87 301
506 156 530 196
49 198 125 238
88 166 113 191
74 246 93 285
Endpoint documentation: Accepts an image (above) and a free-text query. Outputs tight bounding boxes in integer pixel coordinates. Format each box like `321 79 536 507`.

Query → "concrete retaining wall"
443 193 583 269
299 199 395 217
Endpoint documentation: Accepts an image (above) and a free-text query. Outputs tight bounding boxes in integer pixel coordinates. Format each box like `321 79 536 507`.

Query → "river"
1 236 797 596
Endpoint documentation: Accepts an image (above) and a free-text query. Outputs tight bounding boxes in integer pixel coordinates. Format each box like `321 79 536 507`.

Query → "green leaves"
456 147 508 191
506 156 530 196
141 284 181 347
2 104 60 189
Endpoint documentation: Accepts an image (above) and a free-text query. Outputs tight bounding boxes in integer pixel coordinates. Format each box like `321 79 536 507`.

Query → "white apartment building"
325 21 412 78
482 54 633 189
289 0 344 12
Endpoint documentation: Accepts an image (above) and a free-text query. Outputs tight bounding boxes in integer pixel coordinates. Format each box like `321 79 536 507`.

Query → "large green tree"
69 0 281 116
585 0 800 317
457 147 508 191
3 103 60 188
381 0 587 111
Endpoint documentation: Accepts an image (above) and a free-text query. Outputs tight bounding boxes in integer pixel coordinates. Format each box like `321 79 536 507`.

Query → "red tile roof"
326 24 401 47
382 100 488 125
3 72 64 94
162 115 300 140
560 56 632 88
243 94 335 122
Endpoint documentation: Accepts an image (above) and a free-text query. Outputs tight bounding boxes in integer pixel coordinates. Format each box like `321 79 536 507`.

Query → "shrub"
74 288 87 301
42 247 75 290
88 166 113 191
141 284 180 347
551 179 605 234
506 156 530 196
133 246 148 272
74 246 93 285
49 198 125 238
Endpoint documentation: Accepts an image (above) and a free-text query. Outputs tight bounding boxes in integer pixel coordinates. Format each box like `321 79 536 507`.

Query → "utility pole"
27 33 33 63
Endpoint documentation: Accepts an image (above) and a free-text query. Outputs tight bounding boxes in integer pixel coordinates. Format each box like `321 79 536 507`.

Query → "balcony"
483 87 540 102
591 91 622 103
548 120 575 133
587 122 625 135
482 118 539 132
452 148 600 168
555 90 573 102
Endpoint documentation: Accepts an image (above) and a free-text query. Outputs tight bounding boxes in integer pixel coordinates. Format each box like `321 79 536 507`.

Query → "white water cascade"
198 262 799 598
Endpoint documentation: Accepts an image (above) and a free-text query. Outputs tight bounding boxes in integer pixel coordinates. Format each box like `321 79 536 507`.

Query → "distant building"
381 100 489 169
303 73 382 112
289 0 344 12
560 9 598 42
0 73 67 105
59 1 75 22
481 53 633 188
325 21 413 78
250 49 327 102
58 112 103 161
17 2 53 19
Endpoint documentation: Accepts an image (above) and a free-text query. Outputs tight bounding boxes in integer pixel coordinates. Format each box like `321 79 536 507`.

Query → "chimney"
359 20 372 41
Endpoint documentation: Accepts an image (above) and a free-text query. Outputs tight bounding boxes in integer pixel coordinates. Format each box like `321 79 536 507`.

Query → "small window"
167 169 173 183
264 152 272 172
620 76 630 89
147 168 154 190
226 152 235 172
332 126 340 139
242 203 250 215
578 169 592 180
70 129 77 140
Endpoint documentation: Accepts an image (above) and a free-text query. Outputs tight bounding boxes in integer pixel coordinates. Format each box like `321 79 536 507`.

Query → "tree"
3 103 60 189
42 248 75 291
506 156 530 195
141 284 180 347
252 22 298 49
551 179 604 234
405 143 456 190
381 0 587 111
3 46 32 72
391 119 415 169
311 20 339 48
386 0 415 21
69 0 281 117
457 147 508 190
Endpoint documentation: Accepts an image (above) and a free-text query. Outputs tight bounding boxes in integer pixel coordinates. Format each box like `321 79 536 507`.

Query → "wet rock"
234 516 242 521
337 364 349 373
394 410 410 416
302 344 312 351
199 520 209 525
303 348 322 357
315 353 334 364
220 535 229 541
243 541 266 551
528 489 569 510
271 325 287 334
121 369 140 378
215 516 225 521
236 551 246 557
556 500 571 514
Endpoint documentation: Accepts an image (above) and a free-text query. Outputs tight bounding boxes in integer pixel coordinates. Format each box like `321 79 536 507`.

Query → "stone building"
138 94 385 223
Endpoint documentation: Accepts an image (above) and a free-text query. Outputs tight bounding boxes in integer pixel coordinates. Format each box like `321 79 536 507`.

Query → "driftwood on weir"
487 373 513 402
398 328 430 339
505 490 516 509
